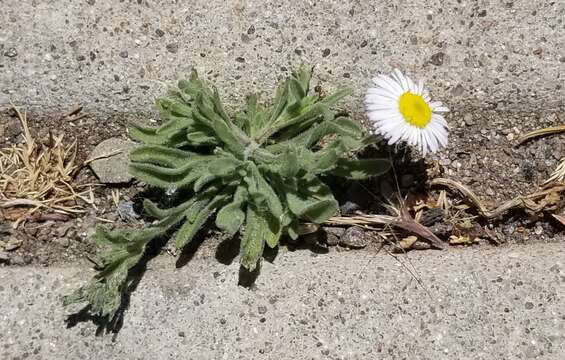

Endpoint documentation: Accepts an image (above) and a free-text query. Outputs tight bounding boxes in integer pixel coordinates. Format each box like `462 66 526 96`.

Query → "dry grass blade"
552 214 565 227
431 178 565 219
516 125 565 145
0 105 93 225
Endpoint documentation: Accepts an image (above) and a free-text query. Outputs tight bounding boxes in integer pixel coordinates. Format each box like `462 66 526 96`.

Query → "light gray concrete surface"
1 2 565 359
1 0 564 117
1 243 564 359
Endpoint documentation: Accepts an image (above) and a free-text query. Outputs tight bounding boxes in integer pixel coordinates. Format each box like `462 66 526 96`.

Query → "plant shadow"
325 142 431 215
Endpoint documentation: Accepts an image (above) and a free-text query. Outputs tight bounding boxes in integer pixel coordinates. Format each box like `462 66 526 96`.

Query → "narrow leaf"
175 194 227 249
215 191 247 237
239 205 265 271
130 146 196 168
331 158 391 179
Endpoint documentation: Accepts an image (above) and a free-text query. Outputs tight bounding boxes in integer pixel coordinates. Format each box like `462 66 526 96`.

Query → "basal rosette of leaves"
64 65 390 319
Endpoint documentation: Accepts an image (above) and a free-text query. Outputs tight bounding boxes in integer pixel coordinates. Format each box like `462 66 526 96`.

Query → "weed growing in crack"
64 65 390 320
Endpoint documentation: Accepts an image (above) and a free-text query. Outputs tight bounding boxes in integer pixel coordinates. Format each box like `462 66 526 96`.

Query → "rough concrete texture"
1 243 565 359
1 2 565 359
1 0 563 117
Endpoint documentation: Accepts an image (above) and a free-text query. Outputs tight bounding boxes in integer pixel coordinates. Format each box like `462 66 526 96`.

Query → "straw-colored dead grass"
0 106 93 226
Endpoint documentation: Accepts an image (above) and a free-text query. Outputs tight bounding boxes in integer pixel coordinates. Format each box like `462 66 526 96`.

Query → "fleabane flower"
365 69 449 155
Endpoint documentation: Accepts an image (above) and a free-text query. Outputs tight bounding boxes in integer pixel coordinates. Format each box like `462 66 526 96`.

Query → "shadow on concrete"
215 235 240 265
174 229 209 268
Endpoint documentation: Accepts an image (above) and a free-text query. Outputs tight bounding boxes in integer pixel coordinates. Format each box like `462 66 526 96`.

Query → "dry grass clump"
0 106 92 226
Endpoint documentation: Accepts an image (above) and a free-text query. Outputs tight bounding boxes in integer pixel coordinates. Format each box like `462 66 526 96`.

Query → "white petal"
376 74 404 96
417 79 425 95
366 104 398 112
366 87 399 100
423 127 439 153
406 127 418 145
429 122 448 146
433 106 450 113
393 69 410 92
386 123 407 145
405 74 418 93
421 132 428 155
378 115 405 132
430 101 450 113
431 114 448 128
367 108 400 120
425 125 441 147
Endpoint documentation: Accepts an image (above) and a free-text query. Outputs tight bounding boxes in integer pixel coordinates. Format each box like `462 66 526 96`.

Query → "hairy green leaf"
331 158 391 179
129 157 210 188
216 199 246 237
143 198 195 220
239 205 265 271
175 193 228 249
284 176 339 223
130 146 196 168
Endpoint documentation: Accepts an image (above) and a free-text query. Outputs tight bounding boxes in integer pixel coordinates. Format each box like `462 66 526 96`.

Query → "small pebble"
339 226 369 248
166 43 179 54
4 48 18 58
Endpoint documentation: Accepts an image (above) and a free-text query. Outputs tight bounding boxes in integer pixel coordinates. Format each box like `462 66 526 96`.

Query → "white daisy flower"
365 69 449 155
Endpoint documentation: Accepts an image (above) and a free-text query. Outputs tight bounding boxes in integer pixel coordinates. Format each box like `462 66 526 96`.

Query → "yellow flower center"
398 92 432 128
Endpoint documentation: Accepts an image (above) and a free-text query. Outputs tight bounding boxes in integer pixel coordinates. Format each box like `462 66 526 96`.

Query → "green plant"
64 65 390 319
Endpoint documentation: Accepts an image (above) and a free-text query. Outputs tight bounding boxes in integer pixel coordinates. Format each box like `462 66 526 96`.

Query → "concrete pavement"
1 0 563 116
1 1 564 359
1 243 564 359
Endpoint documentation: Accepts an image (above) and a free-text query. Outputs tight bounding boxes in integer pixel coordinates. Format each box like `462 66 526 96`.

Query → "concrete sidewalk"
1 0 563 116
1 243 564 359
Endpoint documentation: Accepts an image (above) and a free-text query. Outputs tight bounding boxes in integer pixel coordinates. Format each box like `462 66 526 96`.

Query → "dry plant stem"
0 198 45 208
327 210 445 249
431 178 565 219
516 124 565 145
